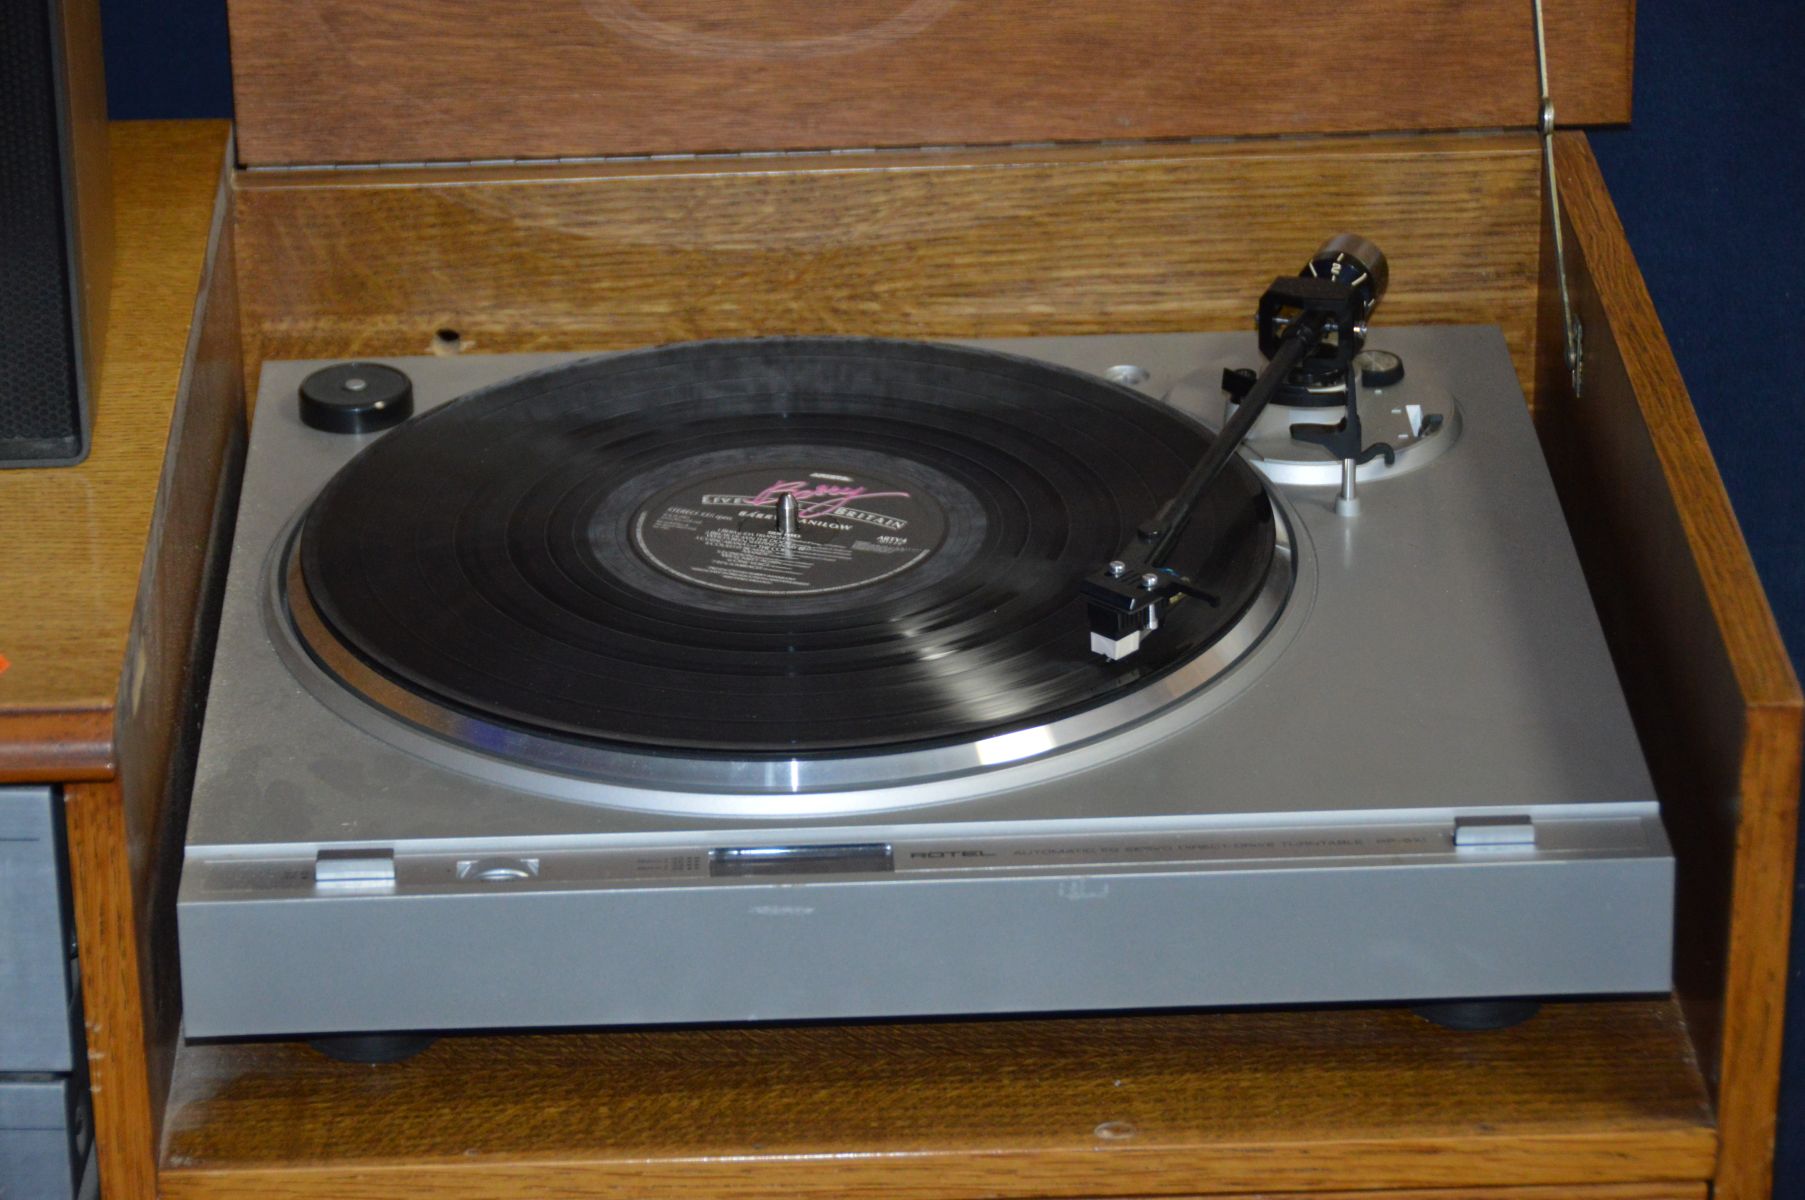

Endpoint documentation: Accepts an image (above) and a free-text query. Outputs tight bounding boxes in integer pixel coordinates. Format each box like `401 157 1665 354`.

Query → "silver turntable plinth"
177 327 1672 1039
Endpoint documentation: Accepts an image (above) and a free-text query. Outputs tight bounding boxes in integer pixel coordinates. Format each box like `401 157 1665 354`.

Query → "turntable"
177 238 1671 1046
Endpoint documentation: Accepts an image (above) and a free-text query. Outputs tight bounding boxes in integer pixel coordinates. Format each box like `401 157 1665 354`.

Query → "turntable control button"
456 856 541 882
299 362 415 433
1355 349 1405 389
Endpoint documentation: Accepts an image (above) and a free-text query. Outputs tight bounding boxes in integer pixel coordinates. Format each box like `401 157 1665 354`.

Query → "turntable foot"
1410 999 1542 1031
307 1033 437 1063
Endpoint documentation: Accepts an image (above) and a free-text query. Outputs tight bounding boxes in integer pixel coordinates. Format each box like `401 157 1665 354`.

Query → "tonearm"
1081 234 1389 660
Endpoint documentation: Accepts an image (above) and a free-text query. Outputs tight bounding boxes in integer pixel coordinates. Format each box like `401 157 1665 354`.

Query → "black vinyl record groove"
295 338 1278 754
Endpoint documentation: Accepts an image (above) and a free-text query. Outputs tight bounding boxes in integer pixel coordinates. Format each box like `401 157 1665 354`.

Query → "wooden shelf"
157 999 1712 1198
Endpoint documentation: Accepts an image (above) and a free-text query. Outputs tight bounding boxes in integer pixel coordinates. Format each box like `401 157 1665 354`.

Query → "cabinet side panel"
63 779 156 1200
114 135 245 1156
59 125 242 1200
1537 131 1803 1200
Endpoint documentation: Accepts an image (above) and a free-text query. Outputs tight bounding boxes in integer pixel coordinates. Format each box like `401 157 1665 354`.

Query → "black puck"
1355 349 1405 389
299 362 415 434
307 1033 437 1063
1412 999 1541 1031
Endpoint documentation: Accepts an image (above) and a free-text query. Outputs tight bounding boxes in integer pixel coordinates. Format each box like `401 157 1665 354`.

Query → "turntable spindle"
778 492 800 538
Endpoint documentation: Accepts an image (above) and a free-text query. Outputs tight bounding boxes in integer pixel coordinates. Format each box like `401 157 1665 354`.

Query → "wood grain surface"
59 122 243 1200
64 778 160 1200
0 121 231 780
0 709 114 781
233 133 1545 411
118 135 245 1193
1215 1191 1704 1200
226 0 1632 167
158 999 1712 1198
1534 133 1804 1200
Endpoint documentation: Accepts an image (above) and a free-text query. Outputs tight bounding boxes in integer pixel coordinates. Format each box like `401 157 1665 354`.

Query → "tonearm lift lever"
1081 234 1389 660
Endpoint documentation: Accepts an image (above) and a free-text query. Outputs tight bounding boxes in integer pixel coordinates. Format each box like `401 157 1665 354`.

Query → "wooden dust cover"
226 0 1633 166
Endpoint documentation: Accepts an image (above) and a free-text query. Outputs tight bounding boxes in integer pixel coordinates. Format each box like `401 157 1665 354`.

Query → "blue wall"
100 0 1805 1189
100 0 231 120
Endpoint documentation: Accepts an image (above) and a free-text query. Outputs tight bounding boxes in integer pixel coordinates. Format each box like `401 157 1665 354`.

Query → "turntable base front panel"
181 821 1669 1037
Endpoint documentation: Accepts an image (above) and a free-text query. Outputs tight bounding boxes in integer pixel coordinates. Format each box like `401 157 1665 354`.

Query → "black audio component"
1 0 111 467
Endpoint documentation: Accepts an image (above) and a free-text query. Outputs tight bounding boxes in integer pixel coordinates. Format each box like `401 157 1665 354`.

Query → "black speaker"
1 0 110 468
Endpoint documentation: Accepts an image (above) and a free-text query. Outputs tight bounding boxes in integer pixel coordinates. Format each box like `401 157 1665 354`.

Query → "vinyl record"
291 337 1280 755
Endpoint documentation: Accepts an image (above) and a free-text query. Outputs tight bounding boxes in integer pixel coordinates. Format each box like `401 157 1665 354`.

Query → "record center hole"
431 328 464 355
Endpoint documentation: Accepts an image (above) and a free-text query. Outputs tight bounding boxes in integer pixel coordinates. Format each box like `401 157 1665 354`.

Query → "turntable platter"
289 337 1284 758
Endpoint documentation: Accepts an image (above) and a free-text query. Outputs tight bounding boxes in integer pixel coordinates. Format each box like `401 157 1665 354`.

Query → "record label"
632 465 948 596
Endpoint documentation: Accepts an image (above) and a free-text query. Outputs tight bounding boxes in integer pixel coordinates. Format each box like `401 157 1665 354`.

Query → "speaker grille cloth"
0 0 83 457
